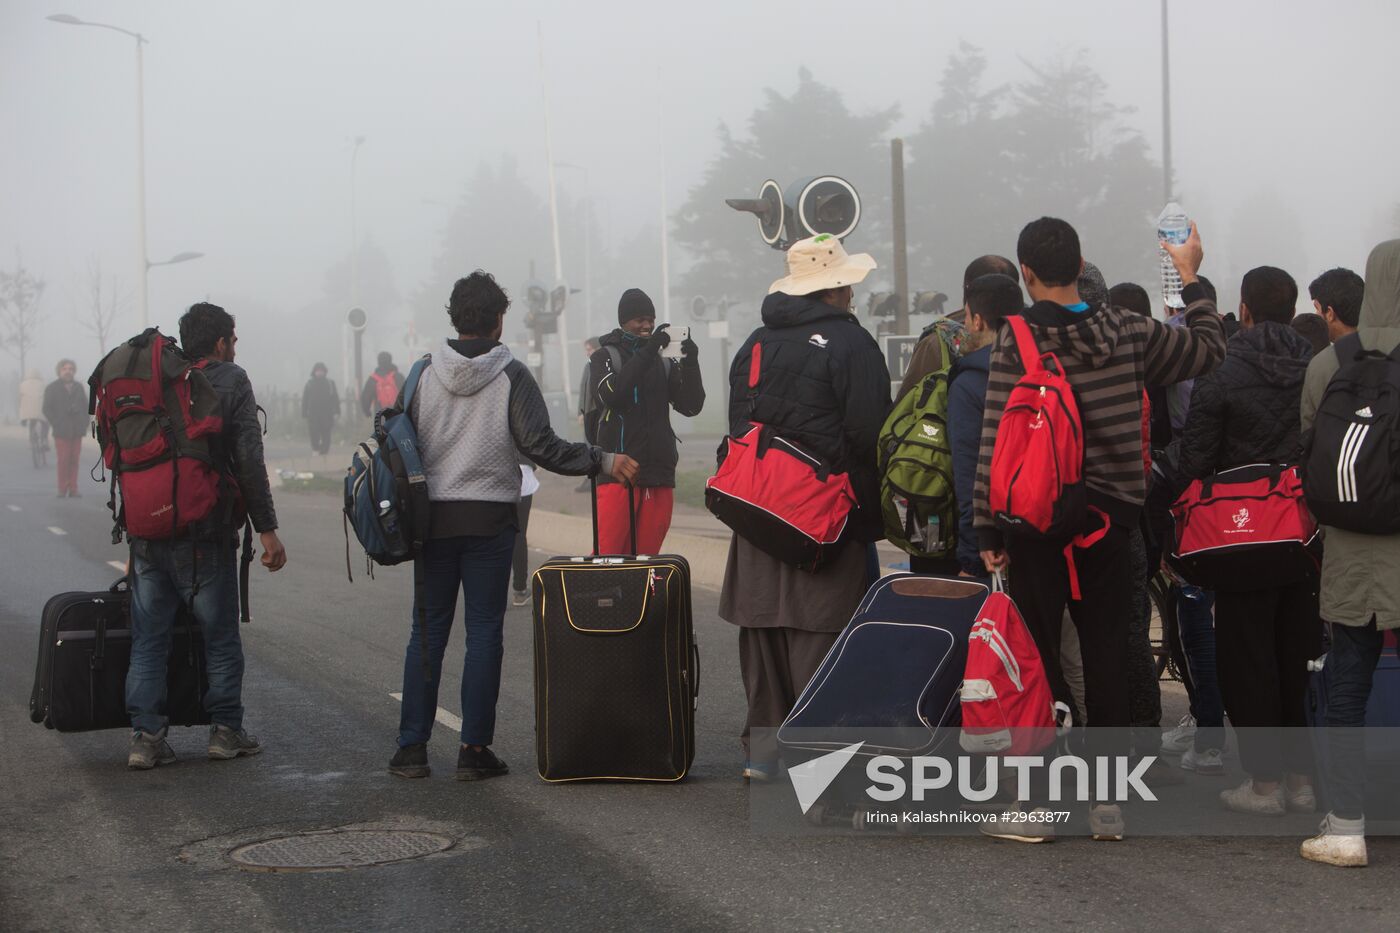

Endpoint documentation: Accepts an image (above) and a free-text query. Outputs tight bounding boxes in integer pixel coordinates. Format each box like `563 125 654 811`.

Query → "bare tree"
75 258 131 356
0 252 46 376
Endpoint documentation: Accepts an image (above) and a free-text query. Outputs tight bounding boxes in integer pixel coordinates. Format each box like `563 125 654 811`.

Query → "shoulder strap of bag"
401 355 431 413
1333 332 1363 368
1005 315 1047 376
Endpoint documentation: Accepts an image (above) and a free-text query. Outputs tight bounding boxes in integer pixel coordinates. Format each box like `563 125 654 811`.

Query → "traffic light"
913 291 949 317
866 291 900 317
726 175 861 251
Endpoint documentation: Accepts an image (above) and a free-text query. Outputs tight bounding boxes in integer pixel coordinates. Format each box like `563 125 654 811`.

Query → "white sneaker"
979 805 1056 843
1089 803 1125 841
1180 747 1224 775
1220 779 1285 816
1300 814 1368 867
1159 714 1197 755
1286 784 1317 813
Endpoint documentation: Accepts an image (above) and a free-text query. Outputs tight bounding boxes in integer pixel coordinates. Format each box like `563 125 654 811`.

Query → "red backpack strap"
1005 315 1046 376
748 342 763 389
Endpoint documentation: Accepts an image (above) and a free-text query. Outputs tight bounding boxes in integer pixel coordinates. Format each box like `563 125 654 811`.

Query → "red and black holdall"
88 329 227 541
1168 462 1320 591
704 343 857 572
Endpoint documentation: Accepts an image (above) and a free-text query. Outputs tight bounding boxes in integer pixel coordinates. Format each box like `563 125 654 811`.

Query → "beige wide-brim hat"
768 233 878 296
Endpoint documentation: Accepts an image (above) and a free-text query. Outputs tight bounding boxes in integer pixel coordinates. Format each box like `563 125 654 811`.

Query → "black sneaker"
456 745 508 781
389 743 430 779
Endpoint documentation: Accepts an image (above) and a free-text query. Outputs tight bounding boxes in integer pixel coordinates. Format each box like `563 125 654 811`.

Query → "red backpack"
960 573 1063 755
989 316 1107 597
88 329 227 540
371 371 399 411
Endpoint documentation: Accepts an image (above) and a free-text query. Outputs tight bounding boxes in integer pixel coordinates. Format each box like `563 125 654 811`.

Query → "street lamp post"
554 162 593 343
46 14 156 327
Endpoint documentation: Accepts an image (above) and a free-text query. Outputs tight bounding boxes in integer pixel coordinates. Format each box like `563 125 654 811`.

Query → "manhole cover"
229 829 455 872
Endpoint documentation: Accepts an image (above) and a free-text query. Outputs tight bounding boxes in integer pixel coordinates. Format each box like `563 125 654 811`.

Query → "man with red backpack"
361 351 405 417
973 217 1225 840
122 303 287 769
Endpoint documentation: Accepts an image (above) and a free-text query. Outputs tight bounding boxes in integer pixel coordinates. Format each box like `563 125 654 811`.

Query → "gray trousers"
738 626 839 762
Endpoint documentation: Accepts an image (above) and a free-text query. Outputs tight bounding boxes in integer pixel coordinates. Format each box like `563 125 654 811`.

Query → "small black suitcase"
531 482 698 782
29 577 210 732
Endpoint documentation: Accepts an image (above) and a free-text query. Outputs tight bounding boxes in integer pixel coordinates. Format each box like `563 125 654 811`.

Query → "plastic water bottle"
1157 203 1191 310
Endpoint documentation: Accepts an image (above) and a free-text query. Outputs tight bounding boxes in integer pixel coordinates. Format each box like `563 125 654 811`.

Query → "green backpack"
878 328 959 560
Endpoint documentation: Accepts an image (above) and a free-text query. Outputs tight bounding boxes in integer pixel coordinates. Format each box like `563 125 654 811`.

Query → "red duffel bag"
1168 463 1321 591
705 423 856 572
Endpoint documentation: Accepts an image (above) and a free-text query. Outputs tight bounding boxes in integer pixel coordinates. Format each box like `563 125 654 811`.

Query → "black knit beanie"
617 288 656 326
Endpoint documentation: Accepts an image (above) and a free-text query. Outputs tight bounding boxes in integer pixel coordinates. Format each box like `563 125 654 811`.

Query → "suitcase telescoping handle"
590 474 638 557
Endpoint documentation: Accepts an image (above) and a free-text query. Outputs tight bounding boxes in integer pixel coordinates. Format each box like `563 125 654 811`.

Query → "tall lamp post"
46 13 161 327
553 162 594 343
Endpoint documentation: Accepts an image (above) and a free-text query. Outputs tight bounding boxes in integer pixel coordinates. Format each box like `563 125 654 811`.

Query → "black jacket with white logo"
726 292 893 542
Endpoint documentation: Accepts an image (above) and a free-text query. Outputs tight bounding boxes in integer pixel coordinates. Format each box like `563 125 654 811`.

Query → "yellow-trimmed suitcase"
531 481 697 781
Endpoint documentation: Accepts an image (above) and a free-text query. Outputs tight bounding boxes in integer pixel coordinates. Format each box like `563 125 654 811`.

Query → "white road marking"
47 526 67 536
107 560 128 573
5 505 19 512
389 692 463 732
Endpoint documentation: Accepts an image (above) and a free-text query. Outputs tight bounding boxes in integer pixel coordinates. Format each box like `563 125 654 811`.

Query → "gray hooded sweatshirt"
1302 239 1400 629
411 338 611 533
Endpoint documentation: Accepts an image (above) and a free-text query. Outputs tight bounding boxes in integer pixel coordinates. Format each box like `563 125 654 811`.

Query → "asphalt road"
2 435 1397 933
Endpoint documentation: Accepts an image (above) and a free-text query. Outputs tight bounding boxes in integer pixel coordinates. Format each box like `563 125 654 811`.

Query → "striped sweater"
974 281 1225 547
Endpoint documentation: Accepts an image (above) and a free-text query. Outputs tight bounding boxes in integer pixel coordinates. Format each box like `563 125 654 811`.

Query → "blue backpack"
345 356 433 680
344 356 431 569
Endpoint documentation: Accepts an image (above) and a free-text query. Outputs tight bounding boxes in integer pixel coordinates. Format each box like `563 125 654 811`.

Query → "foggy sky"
3 0 1398 387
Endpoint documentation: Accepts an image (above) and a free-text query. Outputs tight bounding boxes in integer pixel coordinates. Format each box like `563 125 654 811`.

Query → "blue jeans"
126 535 243 734
398 529 516 748
1176 584 1226 751
1324 619 1384 820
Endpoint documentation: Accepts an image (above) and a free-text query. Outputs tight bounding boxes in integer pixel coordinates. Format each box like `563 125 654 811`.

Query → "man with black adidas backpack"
121 302 286 770
1300 240 1400 868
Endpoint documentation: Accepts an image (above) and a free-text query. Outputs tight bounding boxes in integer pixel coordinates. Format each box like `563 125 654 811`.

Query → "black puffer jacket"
727 292 892 542
590 328 705 487
1178 321 1314 479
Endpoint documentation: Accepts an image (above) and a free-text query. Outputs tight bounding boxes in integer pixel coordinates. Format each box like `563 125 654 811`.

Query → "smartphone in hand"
660 325 689 360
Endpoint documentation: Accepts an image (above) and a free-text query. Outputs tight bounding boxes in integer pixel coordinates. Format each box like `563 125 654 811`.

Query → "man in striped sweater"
974 217 1225 841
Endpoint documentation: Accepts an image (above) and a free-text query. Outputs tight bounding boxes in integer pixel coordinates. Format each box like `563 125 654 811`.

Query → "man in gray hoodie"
388 270 638 782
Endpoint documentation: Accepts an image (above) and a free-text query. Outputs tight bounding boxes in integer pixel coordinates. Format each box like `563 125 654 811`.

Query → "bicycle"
1148 568 1182 681
25 418 49 469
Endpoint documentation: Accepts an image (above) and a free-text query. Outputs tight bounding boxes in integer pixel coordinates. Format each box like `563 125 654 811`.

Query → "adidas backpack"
877 326 958 560
1302 334 1400 533
88 329 228 540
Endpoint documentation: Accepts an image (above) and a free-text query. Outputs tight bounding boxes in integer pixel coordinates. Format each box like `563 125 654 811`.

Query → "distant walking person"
301 361 340 454
589 289 705 554
511 460 539 607
42 359 87 497
360 351 404 417
18 368 48 468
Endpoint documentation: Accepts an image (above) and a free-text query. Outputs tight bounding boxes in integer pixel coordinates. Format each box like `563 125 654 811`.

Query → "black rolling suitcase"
531 481 698 782
29 577 210 732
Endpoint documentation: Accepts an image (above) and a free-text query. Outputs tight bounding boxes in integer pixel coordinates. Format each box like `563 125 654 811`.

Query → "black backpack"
1302 333 1400 533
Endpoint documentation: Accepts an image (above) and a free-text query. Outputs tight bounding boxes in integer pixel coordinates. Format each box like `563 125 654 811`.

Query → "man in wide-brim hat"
717 234 893 782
